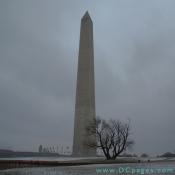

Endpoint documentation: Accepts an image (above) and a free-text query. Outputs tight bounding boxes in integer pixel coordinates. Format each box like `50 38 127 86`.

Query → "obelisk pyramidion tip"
82 11 92 20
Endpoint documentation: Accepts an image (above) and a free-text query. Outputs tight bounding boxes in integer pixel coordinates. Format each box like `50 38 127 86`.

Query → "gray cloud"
0 0 175 155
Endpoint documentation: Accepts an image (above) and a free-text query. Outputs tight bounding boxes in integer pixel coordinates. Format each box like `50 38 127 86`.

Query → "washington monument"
73 11 96 157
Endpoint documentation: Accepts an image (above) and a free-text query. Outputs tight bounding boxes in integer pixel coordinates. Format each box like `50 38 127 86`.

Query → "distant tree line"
158 152 175 157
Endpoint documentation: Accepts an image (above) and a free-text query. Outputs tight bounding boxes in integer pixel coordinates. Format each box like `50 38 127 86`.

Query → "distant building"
38 145 43 153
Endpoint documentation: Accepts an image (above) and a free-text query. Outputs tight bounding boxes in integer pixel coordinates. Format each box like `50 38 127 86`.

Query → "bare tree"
86 117 134 160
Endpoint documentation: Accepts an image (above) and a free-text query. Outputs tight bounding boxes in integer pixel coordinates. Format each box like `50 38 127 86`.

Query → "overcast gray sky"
0 0 175 156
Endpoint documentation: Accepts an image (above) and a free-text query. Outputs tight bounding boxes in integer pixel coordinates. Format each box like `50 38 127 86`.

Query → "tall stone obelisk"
73 11 96 157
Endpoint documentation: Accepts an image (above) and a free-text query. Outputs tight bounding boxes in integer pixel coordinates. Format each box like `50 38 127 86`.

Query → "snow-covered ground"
0 156 167 161
0 161 175 175
0 156 103 161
